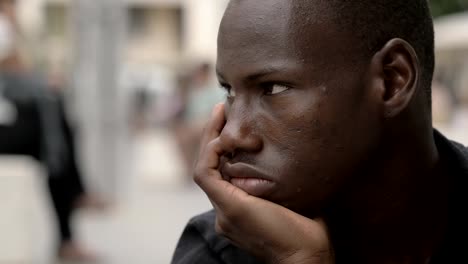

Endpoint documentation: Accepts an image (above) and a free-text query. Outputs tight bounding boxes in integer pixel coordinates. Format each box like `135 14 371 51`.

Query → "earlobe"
373 38 420 118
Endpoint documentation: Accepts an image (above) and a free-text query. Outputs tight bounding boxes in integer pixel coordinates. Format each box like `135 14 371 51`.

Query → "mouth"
221 162 276 197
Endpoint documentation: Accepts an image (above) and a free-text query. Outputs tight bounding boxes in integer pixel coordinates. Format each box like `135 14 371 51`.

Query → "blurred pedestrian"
0 2 105 262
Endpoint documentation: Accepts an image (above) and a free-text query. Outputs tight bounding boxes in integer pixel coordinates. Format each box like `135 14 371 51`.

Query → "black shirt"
172 131 468 264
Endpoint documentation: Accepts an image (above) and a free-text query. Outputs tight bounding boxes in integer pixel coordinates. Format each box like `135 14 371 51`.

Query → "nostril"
224 151 235 160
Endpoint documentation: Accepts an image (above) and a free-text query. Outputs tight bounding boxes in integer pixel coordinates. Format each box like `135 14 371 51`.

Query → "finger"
200 103 225 153
197 137 225 170
194 136 228 194
195 137 250 210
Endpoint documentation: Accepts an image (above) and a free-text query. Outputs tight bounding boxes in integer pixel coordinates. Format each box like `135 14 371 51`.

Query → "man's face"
217 0 381 216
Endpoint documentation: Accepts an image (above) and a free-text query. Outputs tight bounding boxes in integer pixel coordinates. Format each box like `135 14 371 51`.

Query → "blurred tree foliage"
430 0 468 17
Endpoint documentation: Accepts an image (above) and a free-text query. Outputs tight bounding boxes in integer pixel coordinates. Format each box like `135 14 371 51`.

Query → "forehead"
217 0 351 79
218 1 292 63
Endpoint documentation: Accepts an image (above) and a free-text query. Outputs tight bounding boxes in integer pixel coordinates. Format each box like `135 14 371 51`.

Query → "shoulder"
447 138 468 173
451 140 468 158
431 130 468 262
172 210 261 264
434 130 468 170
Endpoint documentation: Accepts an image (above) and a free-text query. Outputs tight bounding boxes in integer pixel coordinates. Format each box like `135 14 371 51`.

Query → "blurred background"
0 0 466 263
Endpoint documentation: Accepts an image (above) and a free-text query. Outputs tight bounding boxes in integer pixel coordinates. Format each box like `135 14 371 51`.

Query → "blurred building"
10 0 229 199
1 1 228 262
17 0 228 71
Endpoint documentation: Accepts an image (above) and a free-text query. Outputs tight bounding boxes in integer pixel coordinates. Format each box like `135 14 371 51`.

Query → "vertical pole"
70 0 129 199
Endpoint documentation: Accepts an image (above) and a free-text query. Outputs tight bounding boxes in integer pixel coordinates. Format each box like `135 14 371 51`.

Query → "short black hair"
325 0 435 105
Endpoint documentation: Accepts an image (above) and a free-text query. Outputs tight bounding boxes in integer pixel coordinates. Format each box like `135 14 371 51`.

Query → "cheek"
255 90 332 168
258 99 331 185
259 90 322 137
257 96 360 209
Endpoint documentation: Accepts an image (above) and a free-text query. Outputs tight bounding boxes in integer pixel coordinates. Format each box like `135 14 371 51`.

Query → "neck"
326 128 450 263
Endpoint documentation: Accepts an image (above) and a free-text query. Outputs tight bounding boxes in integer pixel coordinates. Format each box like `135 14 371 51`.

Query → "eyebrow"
216 66 291 84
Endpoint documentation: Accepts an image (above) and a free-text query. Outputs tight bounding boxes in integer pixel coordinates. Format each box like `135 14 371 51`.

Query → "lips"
221 162 276 197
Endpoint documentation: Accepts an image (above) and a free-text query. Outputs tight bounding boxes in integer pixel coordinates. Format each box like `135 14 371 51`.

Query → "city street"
0 1 466 264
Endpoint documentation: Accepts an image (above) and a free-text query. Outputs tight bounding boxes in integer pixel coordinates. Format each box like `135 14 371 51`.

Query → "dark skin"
194 0 450 263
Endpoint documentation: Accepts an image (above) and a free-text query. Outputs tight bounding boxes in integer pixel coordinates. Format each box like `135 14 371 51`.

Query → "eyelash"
220 84 234 98
220 83 290 97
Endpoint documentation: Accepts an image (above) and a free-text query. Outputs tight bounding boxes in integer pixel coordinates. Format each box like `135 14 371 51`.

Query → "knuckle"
206 139 218 151
193 165 206 184
215 216 232 235
193 164 202 176
193 173 202 185
214 221 224 235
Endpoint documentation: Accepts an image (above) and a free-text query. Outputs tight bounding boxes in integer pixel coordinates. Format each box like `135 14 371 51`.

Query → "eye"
264 84 289 95
220 83 236 98
227 87 236 97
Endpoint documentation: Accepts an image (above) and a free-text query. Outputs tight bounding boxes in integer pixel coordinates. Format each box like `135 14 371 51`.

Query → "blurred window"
45 3 67 37
128 7 150 38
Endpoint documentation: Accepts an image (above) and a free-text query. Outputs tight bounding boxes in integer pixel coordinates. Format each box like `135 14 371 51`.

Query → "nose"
219 103 263 157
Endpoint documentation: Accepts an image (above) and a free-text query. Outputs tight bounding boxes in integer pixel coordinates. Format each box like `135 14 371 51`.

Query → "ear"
370 38 420 118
